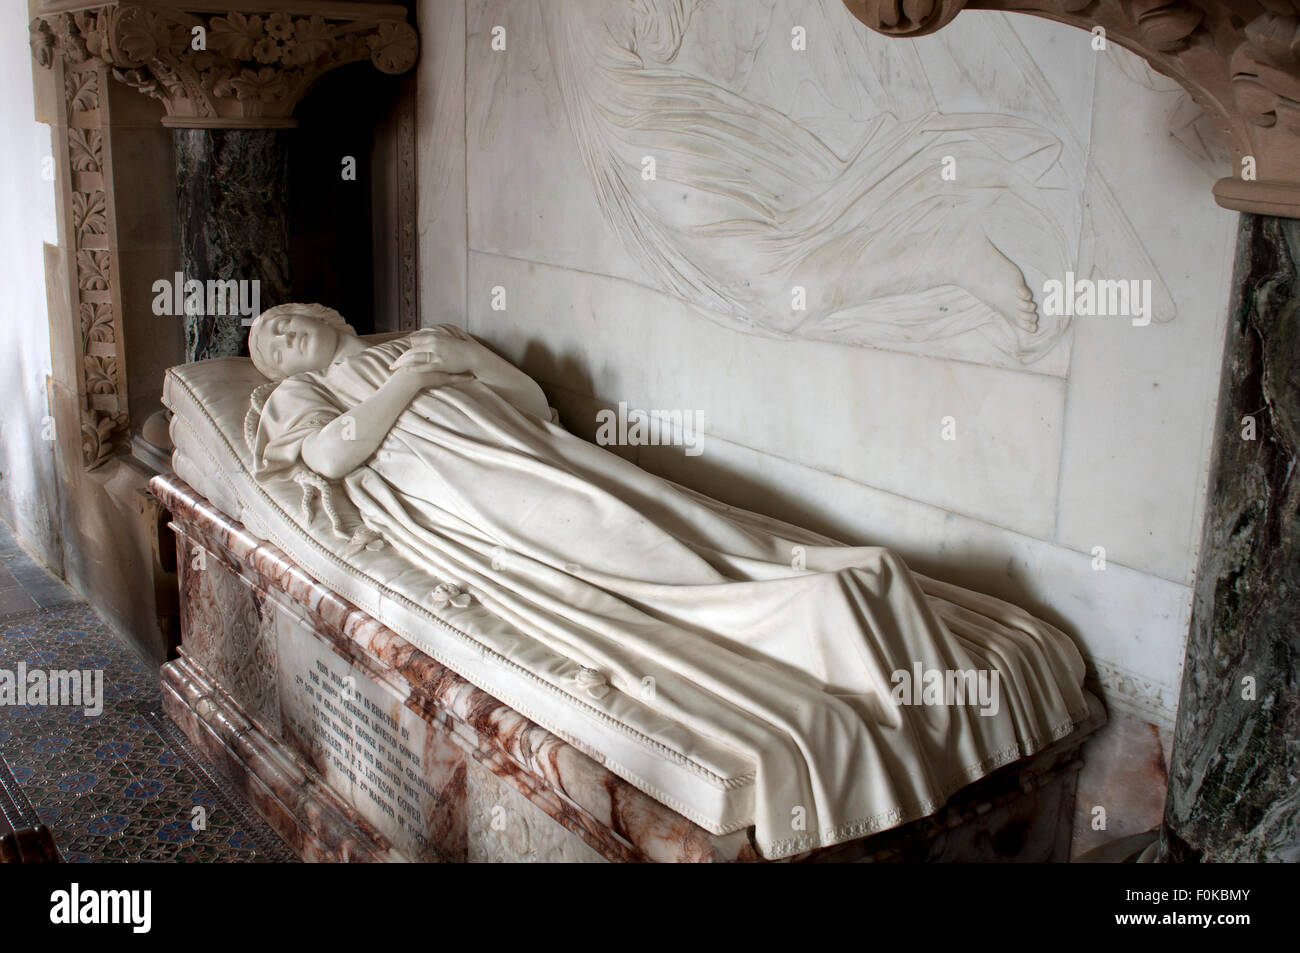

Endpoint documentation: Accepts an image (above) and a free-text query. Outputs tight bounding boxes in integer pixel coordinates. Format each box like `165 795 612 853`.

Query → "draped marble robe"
252 332 1089 858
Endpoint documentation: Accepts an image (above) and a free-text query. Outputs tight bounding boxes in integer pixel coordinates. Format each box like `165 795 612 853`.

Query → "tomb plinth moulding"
29 1 418 466
842 0 1300 218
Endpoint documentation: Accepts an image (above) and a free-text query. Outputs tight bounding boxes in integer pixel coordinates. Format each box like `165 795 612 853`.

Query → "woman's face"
254 312 339 377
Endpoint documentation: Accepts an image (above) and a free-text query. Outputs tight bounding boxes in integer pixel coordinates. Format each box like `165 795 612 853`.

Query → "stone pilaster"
174 128 290 361
53 59 130 469
1161 214 1300 862
31 2 419 404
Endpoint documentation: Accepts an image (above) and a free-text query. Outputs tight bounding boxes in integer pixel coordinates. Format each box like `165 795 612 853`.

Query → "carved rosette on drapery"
29 3 418 128
842 0 1300 218
28 3 419 469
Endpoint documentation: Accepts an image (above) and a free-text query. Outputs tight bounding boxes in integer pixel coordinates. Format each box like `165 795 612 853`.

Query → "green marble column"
1161 214 1300 862
174 129 291 362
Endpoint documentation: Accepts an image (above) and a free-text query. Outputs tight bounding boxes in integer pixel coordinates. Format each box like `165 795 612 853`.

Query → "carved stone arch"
842 0 1300 217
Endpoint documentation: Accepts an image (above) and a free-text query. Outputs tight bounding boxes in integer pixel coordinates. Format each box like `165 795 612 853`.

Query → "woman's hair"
248 303 356 380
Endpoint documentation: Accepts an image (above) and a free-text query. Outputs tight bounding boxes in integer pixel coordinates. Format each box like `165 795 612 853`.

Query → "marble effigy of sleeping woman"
246 302 1090 859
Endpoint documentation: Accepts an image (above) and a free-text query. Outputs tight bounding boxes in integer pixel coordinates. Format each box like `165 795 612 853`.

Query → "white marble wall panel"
464 1 638 284
470 251 1065 538
418 0 468 329
919 13 1097 164
1055 47 1238 585
0 0 61 566
462 1 1168 375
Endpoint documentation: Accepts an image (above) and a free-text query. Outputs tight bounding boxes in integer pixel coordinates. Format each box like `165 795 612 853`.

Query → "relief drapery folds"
489 0 1174 367
843 0 1300 217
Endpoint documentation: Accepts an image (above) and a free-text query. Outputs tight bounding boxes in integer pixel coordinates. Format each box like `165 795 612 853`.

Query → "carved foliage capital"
31 4 418 128
842 0 1300 216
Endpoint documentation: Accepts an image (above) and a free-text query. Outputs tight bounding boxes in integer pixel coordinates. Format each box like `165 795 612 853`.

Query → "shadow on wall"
519 336 1076 639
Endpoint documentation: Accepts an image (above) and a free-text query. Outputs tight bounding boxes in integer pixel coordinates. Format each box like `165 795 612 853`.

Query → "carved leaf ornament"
31 4 418 127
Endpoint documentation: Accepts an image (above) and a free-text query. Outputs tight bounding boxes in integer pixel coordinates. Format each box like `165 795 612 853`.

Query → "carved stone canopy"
30 1 419 129
28 3 418 469
842 0 1300 218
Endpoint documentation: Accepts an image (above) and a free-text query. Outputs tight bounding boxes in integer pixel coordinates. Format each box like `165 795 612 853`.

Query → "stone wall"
0 1 61 569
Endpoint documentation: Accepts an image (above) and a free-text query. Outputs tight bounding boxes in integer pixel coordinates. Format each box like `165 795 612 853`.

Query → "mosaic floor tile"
1 587 296 862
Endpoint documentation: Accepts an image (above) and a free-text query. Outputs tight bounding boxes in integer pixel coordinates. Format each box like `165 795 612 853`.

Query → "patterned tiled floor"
0 521 295 863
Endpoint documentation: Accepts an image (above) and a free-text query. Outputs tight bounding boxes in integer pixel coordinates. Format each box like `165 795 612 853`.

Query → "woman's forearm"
471 348 551 420
301 378 417 480
401 328 550 420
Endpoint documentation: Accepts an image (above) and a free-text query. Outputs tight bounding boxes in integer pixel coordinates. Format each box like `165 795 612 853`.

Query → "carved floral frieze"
843 0 1300 216
30 2 418 127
